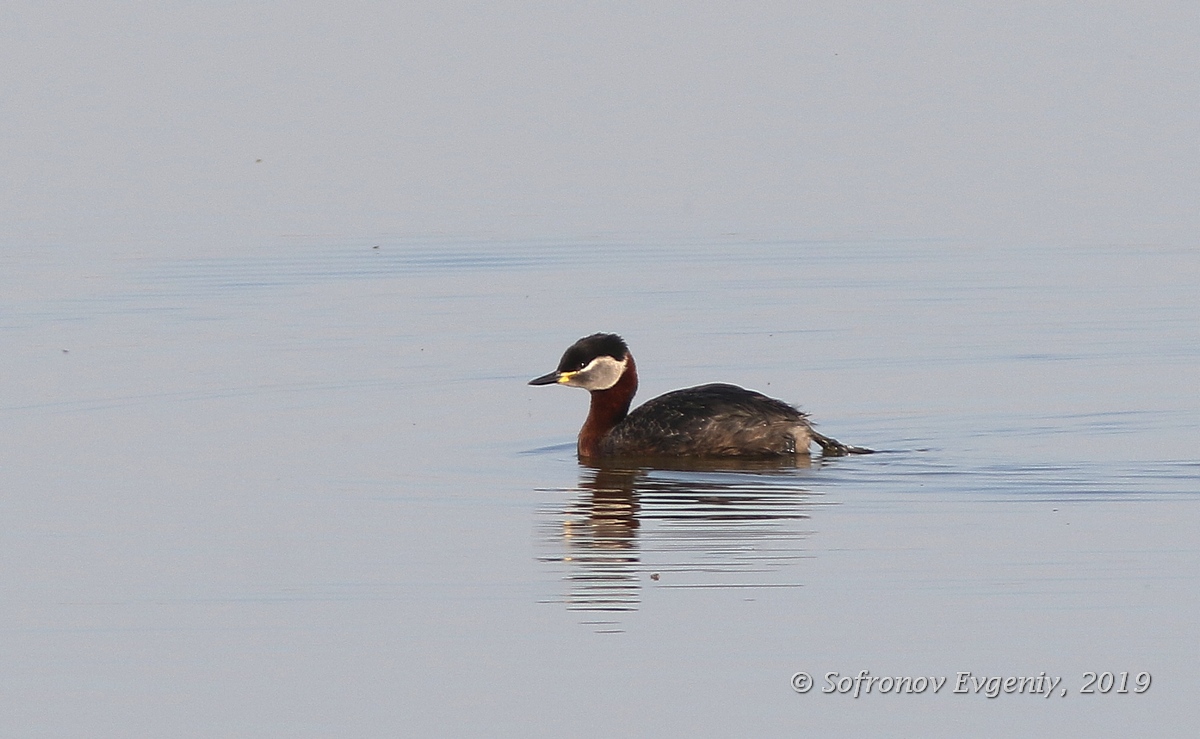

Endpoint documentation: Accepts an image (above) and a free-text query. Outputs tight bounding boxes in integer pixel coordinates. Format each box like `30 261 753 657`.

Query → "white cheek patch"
565 356 626 390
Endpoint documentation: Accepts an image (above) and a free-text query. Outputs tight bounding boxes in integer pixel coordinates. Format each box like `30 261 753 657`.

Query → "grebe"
529 333 871 459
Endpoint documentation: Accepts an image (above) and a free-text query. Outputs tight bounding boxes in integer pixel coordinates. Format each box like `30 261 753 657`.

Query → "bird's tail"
811 430 874 456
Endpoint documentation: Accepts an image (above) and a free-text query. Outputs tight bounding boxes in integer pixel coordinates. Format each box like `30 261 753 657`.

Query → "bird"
529 333 871 459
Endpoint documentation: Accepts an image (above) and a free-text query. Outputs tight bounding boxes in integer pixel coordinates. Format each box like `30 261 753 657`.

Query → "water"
2 239 1197 736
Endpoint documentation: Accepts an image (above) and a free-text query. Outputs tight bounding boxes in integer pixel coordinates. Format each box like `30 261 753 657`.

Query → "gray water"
2 239 1196 736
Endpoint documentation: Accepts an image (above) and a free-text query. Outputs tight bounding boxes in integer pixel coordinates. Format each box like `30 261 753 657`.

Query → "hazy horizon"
3 2 1197 249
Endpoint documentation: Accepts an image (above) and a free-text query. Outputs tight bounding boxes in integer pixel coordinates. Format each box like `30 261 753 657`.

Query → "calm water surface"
2 239 1197 736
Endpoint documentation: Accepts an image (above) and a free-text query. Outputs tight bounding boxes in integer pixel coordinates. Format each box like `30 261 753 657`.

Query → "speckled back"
599 383 814 457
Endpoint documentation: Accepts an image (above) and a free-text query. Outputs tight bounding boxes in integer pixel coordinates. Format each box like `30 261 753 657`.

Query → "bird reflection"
537 457 825 631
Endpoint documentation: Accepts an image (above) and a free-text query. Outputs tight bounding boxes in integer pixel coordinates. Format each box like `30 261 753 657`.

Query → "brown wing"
600 383 812 457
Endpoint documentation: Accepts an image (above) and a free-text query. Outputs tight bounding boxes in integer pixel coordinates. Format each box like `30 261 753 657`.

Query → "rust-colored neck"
578 355 638 458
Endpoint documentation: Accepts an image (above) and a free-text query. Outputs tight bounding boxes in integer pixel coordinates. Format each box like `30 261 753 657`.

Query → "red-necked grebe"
530 333 872 459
